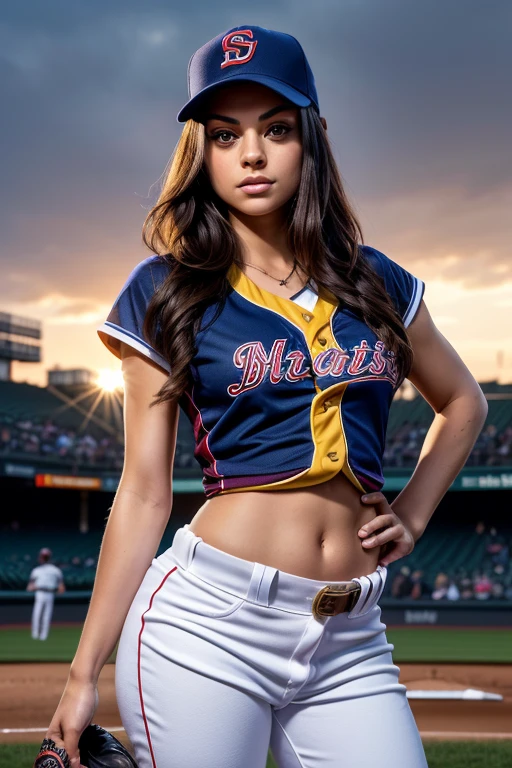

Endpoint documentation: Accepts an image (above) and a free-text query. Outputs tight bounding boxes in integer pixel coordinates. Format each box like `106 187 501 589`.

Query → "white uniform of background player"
27 547 65 640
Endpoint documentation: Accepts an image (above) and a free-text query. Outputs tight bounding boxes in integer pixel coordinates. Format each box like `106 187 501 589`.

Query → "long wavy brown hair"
142 104 413 406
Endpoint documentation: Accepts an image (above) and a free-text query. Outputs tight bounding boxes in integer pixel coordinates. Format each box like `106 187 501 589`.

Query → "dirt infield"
1 662 511 749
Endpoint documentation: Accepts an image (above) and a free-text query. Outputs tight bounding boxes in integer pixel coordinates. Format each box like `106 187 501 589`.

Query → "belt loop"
176 524 202 571
364 569 383 610
377 565 388 596
346 575 371 618
349 568 386 617
247 563 278 606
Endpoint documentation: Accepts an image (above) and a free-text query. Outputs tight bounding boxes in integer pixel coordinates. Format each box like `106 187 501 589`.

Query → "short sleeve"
360 245 425 327
97 255 172 372
29 568 36 580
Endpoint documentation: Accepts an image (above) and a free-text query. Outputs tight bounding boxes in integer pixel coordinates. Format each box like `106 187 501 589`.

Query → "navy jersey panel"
98 245 427 498
97 255 171 372
187 291 316 477
340 379 395 492
361 245 425 327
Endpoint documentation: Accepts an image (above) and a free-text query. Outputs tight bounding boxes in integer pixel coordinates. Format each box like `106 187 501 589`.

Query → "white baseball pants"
31 591 54 640
115 524 428 768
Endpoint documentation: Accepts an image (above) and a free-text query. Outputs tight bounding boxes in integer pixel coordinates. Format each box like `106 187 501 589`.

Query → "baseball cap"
177 25 319 123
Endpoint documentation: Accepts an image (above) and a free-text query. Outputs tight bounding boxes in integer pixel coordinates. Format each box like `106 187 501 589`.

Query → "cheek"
277 143 302 188
205 153 233 197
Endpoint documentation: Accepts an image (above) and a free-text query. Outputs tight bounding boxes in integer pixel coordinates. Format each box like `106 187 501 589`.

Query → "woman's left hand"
358 492 415 567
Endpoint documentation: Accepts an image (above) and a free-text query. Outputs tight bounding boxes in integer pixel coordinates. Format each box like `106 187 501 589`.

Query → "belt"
36 587 57 593
311 582 361 619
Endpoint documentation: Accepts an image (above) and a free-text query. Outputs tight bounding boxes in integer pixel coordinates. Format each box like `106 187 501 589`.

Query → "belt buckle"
312 583 361 619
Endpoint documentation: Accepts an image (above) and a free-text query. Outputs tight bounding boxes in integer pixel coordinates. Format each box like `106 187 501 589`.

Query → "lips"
238 176 273 187
239 182 274 194
238 176 275 194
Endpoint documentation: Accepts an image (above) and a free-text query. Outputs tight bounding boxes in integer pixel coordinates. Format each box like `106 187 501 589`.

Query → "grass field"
2 740 512 768
1 624 512 663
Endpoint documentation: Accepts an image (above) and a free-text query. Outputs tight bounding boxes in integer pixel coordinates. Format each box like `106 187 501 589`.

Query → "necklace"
244 257 299 287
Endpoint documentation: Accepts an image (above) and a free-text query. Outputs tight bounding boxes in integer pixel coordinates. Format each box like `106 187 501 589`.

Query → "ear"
320 116 327 131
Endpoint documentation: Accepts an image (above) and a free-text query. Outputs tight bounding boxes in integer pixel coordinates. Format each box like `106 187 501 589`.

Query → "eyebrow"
204 105 295 125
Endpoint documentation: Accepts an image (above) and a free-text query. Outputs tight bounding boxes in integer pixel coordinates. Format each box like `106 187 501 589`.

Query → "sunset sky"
2 1 510 388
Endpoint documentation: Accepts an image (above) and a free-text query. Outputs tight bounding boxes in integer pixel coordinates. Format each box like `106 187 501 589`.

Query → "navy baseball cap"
177 25 320 123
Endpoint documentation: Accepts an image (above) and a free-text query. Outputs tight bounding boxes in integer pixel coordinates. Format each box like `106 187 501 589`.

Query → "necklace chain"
243 257 299 287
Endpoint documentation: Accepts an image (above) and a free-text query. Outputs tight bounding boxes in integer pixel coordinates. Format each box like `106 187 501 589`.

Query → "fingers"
358 513 395 538
45 727 81 768
360 492 386 506
64 730 82 768
360 524 402 548
45 728 65 751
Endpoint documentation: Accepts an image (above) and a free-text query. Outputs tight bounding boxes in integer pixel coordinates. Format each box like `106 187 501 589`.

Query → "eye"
267 123 291 137
208 123 292 145
209 129 236 144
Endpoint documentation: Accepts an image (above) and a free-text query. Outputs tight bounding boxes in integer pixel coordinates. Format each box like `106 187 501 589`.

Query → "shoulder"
119 254 173 295
98 254 174 370
358 244 394 275
358 243 425 328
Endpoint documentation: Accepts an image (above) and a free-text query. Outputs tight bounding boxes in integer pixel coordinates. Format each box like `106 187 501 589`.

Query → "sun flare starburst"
95 368 124 392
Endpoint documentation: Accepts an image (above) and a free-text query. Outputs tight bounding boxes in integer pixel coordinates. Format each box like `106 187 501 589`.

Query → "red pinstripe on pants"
137 566 178 768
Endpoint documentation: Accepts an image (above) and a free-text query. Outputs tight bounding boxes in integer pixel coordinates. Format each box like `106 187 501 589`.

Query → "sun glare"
96 368 124 392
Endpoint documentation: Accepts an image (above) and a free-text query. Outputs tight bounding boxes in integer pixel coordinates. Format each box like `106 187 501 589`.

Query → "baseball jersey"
98 245 424 496
29 563 63 590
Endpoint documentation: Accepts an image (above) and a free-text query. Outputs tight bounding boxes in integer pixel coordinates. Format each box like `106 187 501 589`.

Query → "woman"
45 25 487 768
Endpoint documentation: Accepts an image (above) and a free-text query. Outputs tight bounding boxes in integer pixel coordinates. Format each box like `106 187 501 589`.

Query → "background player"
26 547 65 641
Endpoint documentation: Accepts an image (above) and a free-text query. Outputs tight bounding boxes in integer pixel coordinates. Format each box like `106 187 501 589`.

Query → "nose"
240 130 266 169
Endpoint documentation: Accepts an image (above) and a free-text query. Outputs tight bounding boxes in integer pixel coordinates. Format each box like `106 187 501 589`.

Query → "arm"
390 300 488 540
358 300 488 563
69 344 179 684
27 580 36 592
57 580 66 594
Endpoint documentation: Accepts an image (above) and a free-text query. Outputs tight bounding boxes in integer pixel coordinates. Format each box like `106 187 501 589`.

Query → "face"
201 82 303 222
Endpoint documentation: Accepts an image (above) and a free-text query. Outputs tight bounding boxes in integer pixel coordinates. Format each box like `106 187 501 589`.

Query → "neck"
227 206 295 271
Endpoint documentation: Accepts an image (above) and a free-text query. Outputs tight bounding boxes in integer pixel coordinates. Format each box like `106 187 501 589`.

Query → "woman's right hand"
44 676 99 768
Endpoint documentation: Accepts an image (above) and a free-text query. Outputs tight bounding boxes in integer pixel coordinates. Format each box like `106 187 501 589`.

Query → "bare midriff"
188 472 383 582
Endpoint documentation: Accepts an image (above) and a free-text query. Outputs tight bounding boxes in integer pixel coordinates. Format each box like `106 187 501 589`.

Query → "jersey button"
323 400 333 410
302 312 313 322
327 451 339 461
318 337 327 346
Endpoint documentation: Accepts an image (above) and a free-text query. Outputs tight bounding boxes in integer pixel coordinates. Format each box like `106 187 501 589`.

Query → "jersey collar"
227 262 339 341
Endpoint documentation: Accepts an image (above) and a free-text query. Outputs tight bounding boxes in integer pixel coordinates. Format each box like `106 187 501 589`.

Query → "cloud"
361 182 512 288
0 0 510 314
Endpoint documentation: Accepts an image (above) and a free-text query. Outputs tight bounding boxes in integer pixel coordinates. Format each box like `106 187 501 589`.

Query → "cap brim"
176 74 312 123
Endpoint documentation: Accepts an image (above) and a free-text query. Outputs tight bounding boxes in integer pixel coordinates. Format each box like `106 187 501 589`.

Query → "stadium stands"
383 520 512 602
0 518 184 591
1 379 511 473
1 378 510 601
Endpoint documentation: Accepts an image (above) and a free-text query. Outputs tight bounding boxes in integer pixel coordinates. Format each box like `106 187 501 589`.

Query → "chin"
242 207 286 219
235 198 291 216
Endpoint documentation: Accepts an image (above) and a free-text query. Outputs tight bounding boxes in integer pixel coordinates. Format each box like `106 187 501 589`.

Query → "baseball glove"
33 724 138 768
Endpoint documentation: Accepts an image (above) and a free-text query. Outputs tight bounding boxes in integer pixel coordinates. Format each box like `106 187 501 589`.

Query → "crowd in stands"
5 548 98 572
0 417 201 471
1 415 512 472
0 417 125 470
389 522 512 601
384 422 512 467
